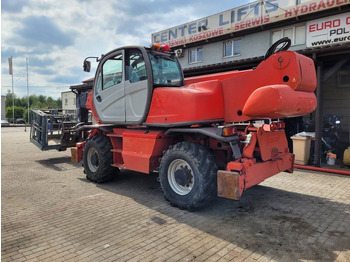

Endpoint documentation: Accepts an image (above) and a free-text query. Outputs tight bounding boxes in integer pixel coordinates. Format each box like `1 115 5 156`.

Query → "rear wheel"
159 142 218 210
83 135 116 182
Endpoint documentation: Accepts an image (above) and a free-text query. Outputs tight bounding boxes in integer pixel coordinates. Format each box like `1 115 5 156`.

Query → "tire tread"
84 135 115 183
159 141 218 210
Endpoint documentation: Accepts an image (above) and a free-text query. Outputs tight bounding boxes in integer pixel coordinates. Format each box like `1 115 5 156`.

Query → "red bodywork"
217 124 294 200
145 51 316 124
80 50 317 200
107 128 172 174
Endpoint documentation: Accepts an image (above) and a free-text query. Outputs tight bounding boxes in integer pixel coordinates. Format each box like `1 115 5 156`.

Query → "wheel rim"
168 159 194 195
87 147 99 173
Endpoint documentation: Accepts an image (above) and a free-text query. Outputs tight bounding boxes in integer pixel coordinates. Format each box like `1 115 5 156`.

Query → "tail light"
270 122 277 131
277 122 285 129
217 125 238 137
268 121 285 131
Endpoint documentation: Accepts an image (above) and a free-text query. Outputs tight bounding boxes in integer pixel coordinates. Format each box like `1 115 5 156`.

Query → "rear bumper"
217 153 294 200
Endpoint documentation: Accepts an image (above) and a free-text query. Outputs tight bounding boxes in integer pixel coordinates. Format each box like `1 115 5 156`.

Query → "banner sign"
152 0 350 48
306 12 350 47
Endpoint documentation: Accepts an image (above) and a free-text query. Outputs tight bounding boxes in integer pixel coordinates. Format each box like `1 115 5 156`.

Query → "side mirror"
83 60 91 72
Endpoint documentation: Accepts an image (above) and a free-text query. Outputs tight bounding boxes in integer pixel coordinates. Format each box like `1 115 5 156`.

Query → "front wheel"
159 142 218 210
83 135 117 182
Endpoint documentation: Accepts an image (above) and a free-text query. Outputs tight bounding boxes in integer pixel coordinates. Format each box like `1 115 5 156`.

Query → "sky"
1 0 253 99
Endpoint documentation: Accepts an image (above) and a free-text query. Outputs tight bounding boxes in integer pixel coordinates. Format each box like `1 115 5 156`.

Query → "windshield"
147 51 183 87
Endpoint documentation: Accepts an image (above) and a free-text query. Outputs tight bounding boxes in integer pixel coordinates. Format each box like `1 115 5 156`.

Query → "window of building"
189 48 203 63
295 26 306 45
223 39 242 57
272 25 306 46
65 99 68 105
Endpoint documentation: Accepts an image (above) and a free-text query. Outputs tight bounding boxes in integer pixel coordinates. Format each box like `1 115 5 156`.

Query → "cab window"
148 52 183 87
125 49 147 83
102 54 123 90
95 72 102 95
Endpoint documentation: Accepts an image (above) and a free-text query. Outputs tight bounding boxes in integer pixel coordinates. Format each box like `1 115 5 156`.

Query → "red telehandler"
30 38 317 210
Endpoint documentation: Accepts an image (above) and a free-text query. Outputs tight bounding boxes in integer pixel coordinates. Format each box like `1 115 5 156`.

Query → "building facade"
152 0 350 165
61 91 76 115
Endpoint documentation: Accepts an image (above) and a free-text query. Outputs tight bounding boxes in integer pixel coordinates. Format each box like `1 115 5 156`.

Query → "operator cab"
84 45 183 124
148 49 183 87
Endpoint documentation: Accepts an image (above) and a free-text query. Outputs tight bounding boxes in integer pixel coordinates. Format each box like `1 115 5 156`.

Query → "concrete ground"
1 127 350 262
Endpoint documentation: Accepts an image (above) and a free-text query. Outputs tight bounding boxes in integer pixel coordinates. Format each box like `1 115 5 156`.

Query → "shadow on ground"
84 170 350 261
36 157 81 171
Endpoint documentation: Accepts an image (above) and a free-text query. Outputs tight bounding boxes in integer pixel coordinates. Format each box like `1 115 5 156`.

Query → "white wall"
61 91 76 114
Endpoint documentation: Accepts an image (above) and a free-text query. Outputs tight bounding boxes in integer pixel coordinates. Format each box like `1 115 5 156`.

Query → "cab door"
93 51 125 123
124 48 149 122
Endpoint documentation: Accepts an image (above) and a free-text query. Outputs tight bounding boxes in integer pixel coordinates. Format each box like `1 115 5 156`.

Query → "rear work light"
160 44 169 51
151 43 170 52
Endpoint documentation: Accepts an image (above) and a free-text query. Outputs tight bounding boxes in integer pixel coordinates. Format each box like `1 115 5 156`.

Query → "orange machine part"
146 79 224 125
218 126 294 200
242 85 317 119
184 70 250 86
108 128 172 174
221 152 294 199
220 51 316 122
145 51 316 125
256 126 289 161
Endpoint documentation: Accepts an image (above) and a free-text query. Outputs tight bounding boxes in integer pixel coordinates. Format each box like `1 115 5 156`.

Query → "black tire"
159 142 218 210
83 135 116 182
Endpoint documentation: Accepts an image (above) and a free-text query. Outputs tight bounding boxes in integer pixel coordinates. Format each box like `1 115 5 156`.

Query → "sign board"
152 0 350 48
306 12 350 47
